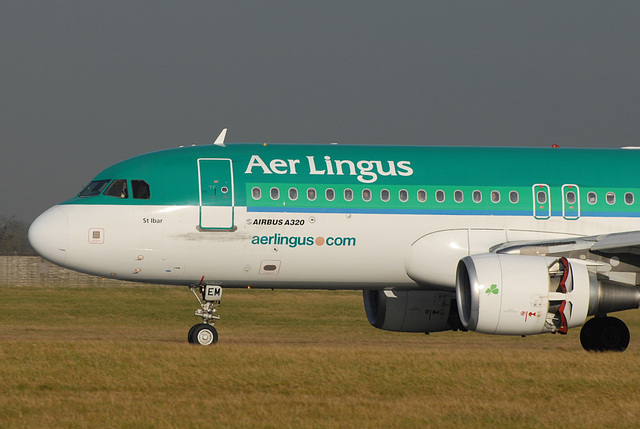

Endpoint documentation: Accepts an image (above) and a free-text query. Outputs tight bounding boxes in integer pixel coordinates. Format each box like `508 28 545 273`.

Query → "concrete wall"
0 256 158 287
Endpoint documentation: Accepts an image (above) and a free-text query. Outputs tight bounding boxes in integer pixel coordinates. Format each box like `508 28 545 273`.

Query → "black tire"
580 317 629 352
188 323 218 346
598 317 629 352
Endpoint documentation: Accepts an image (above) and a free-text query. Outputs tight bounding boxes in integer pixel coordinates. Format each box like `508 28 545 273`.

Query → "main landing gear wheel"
188 323 219 345
188 283 223 346
580 317 630 352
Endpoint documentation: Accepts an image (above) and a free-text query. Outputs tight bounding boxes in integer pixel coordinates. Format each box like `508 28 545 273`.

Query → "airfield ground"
0 285 639 428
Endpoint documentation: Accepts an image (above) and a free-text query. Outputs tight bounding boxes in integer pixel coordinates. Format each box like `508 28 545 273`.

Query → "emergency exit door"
532 184 551 219
198 158 235 229
562 184 580 220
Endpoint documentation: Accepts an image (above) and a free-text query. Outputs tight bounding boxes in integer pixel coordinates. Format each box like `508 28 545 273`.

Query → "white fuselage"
29 202 634 291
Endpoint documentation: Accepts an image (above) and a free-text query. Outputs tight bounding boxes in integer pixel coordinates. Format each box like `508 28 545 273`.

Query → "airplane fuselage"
30 144 640 287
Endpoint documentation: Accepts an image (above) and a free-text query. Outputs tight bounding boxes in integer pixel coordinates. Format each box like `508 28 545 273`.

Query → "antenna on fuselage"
214 128 228 147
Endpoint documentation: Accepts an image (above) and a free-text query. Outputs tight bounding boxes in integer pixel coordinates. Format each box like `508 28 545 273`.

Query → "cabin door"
198 158 235 230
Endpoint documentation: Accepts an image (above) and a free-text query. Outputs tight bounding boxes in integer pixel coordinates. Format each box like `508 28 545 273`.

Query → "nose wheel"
188 323 218 345
188 284 222 345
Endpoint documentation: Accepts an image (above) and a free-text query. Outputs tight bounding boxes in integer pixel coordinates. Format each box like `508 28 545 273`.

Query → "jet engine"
363 289 454 333
455 253 640 335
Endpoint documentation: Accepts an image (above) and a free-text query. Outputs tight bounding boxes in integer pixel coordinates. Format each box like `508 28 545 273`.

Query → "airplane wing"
590 230 640 254
491 230 640 281
491 230 640 256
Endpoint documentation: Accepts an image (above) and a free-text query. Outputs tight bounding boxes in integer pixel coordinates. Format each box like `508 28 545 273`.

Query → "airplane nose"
29 206 69 266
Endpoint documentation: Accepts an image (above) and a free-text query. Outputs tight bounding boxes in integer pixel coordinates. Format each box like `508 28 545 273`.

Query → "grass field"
1 285 639 428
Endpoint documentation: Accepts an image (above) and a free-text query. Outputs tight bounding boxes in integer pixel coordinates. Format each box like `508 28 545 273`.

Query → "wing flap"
590 231 640 254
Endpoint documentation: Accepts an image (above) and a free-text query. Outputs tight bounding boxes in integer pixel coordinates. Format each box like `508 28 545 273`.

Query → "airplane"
28 129 640 351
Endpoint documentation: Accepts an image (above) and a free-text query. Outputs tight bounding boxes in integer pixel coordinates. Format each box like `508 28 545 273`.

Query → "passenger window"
417 190 427 202
307 188 317 201
566 191 576 205
289 188 298 201
436 190 445 203
537 191 547 204
380 189 390 202
509 191 519 204
491 190 500 203
270 187 280 200
625 192 634 205
472 190 482 203
399 189 408 202
587 192 597 204
326 188 335 201
362 189 372 202
606 192 616 205
104 179 128 198
132 180 150 199
252 187 262 200
344 189 354 202
79 179 110 197
454 190 463 203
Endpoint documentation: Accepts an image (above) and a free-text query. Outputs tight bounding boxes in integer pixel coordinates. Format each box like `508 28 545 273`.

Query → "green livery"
62 144 640 218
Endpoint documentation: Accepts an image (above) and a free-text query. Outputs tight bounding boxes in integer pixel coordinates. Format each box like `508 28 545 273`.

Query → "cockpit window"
78 179 111 197
104 179 129 198
132 180 151 199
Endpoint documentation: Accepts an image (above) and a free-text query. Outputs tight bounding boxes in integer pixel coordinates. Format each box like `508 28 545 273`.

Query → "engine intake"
455 254 640 335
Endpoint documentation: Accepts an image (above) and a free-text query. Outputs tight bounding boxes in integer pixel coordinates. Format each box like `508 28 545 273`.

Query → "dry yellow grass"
1 286 639 428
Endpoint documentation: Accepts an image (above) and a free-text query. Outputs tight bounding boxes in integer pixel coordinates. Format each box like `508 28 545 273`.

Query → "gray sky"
2 1 640 222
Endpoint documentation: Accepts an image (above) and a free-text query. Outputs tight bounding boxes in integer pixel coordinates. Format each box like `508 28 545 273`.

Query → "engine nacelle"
363 289 454 333
456 253 640 335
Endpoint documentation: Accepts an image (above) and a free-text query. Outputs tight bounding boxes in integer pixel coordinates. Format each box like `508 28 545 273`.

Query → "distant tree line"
0 215 36 255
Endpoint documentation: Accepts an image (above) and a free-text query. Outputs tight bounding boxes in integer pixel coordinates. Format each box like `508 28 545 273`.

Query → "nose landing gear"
188 284 222 345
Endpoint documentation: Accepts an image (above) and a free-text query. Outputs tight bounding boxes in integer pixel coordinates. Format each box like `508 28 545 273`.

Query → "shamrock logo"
485 284 499 295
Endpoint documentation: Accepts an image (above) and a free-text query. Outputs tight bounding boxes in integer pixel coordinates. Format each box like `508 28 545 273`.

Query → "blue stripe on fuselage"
247 206 640 217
